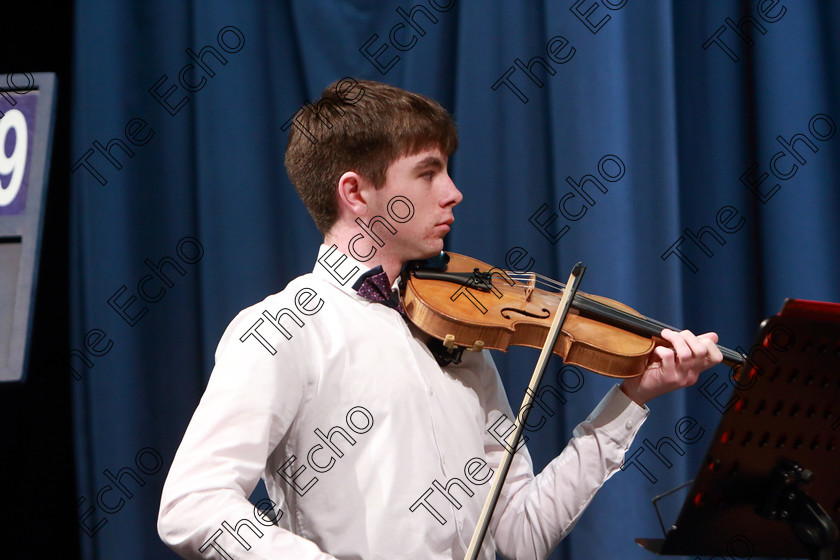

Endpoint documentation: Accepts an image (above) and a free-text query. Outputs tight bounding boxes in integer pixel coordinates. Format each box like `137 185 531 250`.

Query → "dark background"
0 1 78 558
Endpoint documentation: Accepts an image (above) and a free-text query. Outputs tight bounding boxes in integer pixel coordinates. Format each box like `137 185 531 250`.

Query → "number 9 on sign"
0 109 28 207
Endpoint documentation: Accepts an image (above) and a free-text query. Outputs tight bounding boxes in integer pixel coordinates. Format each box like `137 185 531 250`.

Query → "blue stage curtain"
69 1 840 558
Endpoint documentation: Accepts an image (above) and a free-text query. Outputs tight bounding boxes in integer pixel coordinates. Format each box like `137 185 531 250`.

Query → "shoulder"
214 273 329 359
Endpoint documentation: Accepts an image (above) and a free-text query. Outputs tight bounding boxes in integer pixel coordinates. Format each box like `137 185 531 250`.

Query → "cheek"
405 222 433 242
401 209 429 230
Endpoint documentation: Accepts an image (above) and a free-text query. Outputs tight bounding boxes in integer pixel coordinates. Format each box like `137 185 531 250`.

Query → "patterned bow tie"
352 266 406 316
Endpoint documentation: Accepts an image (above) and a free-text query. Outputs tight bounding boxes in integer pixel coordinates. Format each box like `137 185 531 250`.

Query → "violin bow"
465 262 587 560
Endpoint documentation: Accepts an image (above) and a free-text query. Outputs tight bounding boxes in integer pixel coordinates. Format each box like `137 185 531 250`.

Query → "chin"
430 238 447 253
415 249 440 261
415 242 444 260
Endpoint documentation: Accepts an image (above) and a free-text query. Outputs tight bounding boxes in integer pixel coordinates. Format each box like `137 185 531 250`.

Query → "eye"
423 171 435 180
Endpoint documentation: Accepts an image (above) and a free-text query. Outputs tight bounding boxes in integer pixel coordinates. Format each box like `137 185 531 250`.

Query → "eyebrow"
411 156 445 171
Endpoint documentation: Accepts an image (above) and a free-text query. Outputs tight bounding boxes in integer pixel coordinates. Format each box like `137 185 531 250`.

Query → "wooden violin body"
401 252 743 378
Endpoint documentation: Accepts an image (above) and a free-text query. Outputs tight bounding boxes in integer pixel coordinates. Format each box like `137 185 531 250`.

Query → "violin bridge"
524 273 536 302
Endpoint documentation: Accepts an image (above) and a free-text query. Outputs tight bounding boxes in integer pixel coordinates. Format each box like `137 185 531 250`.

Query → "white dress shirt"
158 245 649 559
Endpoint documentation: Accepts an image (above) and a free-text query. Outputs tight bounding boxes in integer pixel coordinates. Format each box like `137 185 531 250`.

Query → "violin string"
503 272 563 290
505 272 566 292
494 269 680 333
472 266 740 362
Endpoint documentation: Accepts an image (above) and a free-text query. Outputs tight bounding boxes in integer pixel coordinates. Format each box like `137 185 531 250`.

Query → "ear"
336 171 373 216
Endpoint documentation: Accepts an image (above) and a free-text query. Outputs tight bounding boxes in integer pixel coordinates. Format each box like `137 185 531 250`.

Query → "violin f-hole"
501 307 551 320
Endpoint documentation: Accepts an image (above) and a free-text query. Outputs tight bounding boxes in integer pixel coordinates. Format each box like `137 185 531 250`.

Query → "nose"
441 173 463 208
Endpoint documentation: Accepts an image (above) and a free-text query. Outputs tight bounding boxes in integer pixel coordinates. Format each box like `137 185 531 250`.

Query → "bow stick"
465 262 586 559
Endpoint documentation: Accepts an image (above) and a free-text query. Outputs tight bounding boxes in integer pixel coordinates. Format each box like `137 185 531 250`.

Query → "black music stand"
636 299 840 559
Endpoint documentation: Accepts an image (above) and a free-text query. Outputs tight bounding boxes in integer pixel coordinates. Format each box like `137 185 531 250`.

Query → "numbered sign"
0 73 56 382
0 87 36 215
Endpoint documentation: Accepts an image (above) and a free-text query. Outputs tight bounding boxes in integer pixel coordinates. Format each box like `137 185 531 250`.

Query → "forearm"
158 489 336 559
157 401 338 560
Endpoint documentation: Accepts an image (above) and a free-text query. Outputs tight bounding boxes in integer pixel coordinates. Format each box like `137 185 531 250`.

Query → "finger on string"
666 330 693 362
682 331 708 360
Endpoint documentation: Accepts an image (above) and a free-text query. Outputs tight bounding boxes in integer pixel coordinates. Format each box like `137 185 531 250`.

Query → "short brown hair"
284 78 458 235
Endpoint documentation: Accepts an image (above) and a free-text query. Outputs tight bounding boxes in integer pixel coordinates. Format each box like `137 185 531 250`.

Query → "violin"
400 251 745 377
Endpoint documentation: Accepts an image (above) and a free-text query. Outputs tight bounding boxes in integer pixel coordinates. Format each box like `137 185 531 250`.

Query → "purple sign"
0 90 38 216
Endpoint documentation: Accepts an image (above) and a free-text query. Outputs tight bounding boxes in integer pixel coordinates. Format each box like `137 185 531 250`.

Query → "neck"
324 229 405 286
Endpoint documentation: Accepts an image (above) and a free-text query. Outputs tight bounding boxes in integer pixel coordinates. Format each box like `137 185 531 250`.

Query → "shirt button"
625 419 634 430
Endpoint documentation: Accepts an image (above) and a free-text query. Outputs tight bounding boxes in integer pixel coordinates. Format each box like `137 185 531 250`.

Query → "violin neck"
573 294 745 368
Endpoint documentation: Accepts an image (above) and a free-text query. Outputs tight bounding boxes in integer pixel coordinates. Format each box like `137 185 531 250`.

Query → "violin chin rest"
425 251 450 271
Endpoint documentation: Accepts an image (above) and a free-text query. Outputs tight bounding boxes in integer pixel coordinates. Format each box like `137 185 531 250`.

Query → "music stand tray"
636 299 840 559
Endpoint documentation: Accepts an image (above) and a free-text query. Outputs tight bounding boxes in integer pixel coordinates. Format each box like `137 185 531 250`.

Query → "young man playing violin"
158 78 723 559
